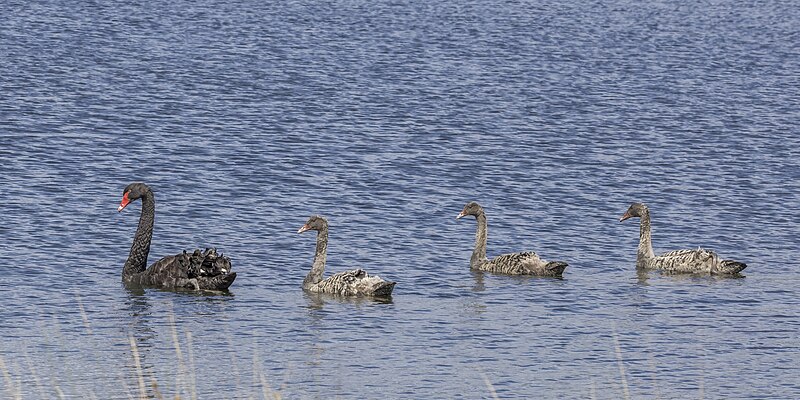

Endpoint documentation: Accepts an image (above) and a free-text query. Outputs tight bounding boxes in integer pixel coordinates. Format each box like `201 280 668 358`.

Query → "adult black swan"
117 182 236 290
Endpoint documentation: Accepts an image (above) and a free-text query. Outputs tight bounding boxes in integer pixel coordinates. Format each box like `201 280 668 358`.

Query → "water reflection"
121 283 157 392
303 291 393 310
470 270 486 292
119 283 237 398
636 268 747 285
123 283 154 343
124 281 236 297
636 268 654 285
470 270 565 287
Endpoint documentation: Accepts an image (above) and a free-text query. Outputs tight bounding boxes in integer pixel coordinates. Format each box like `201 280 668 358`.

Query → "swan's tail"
191 248 237 290
198 272 237 290
715 260 747 275
545 261 568 276
371 281 396 297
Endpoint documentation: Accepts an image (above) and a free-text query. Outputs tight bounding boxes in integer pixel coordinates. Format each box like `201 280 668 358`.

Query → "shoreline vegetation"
0 296 712 399
0 294 284 400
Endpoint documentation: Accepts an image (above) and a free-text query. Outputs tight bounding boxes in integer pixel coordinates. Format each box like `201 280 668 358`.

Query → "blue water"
1 0 799 398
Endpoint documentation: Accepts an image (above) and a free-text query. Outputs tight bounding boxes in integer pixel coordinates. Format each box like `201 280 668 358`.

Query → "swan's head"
620 202 649 222
456 201 484 219
298 215 328 233
118 182 150 212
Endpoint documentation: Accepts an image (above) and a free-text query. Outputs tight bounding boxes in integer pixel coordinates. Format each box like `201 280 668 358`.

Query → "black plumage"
118 183 236 291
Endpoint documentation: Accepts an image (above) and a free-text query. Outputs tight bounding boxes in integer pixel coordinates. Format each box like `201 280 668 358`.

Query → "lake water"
1 0 799 398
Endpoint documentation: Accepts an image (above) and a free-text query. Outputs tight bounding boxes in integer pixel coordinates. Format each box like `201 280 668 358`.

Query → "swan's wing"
146 253 190 279
314 269 393 296
143 248 235 290
322 269 366 286
653 248 718 273
188 248 236 290
484 252 566 276
186 248 233 277
487 252 542 274
137 253 192 288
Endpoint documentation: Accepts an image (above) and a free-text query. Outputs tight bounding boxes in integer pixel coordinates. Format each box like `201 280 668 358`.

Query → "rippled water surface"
2 0 799 398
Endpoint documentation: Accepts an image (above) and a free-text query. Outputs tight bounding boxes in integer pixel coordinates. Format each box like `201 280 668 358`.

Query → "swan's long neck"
637 210 655 264
471 212 489 268
123 190 154 277
304 228 328 286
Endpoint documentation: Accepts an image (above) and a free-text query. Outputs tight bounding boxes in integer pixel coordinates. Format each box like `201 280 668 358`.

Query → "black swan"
620 202 747 274
297 215 395 296
117 182 236 290
456 202 568 276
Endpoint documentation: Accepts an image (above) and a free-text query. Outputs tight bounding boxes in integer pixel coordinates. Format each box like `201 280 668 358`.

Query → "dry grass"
129 336 147 400
0 295 284 400
480 371 500 400
612 324 631 400
1 296 710 399
0 354 22 400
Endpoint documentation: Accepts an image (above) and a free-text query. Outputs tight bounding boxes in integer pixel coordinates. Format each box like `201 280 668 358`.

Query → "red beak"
456 211 466 219
619 212 631 222
117 192 131 212
298 224 310 233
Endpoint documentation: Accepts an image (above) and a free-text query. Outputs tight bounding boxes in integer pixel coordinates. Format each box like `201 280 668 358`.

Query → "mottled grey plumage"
298 215 395 297
456 202 568 277
118 183 236 291
620 202 747 275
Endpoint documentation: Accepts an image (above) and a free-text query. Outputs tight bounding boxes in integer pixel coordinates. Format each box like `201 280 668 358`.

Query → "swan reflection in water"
303 291 393 310
635 268 746 286
469 269 565 293
123 283 155 342
121 283 235 396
